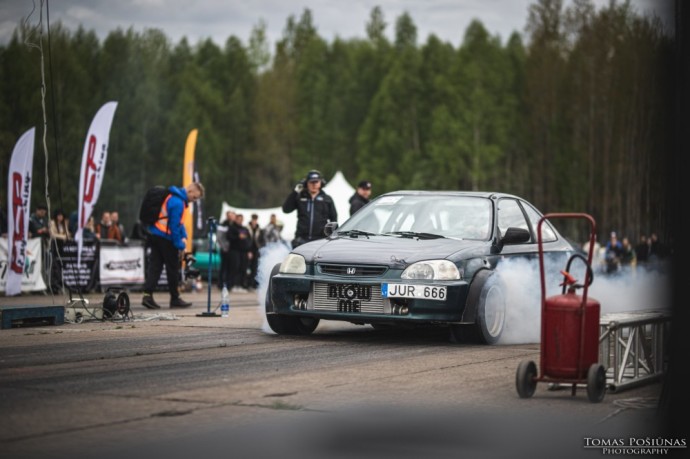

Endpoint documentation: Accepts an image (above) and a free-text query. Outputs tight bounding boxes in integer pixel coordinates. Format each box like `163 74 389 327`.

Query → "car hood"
294 235 487 266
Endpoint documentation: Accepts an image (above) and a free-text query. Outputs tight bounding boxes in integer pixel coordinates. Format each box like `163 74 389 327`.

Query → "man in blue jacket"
142 182 204 309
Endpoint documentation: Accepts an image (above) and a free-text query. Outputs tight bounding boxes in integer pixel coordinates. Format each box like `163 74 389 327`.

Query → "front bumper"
268 273 471 324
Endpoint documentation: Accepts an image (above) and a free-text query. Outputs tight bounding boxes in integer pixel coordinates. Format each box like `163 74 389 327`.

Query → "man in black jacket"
349 180 372 216
282 170 338 248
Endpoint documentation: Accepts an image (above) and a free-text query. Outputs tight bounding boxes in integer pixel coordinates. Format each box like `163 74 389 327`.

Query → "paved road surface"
0 289 671 459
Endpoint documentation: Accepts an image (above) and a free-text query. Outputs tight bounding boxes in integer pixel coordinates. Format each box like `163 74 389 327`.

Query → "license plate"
381 283 447 301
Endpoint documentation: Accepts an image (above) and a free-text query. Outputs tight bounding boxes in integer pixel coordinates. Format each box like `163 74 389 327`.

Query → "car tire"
451 270 506 345
264 263 319 336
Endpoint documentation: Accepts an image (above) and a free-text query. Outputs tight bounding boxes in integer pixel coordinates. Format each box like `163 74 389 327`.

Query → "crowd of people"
595 230 672 274
0 170 377 303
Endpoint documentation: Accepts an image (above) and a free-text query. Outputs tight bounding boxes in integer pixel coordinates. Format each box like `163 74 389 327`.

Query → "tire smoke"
255 242 291 334
497 256 671 345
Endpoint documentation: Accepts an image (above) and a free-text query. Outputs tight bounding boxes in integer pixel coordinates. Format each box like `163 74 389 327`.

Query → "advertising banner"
0 237 47 292
75 101 118 265
99 245 145 285
5 127 35 296
51 239 99 292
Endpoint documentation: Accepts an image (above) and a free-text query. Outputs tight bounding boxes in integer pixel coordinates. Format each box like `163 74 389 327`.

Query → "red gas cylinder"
542 291 600 379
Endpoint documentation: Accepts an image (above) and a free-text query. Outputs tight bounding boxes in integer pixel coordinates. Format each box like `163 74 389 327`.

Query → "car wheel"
264 263 319 336
516 360 538 398
450 271 506 345
266 314 319 335
475 274 506 344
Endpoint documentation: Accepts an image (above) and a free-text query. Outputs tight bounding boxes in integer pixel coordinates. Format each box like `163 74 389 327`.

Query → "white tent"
220 171 355 242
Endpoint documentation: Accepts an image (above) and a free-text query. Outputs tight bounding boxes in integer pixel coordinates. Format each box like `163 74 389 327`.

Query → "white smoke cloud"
255 242 291 334
496 256 672 345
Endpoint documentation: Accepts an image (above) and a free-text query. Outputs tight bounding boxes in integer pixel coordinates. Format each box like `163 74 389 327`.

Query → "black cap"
358 180 372 189
306 170 322 182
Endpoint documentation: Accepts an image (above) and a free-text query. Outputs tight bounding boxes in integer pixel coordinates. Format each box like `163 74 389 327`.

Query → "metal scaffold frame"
599 310 671 392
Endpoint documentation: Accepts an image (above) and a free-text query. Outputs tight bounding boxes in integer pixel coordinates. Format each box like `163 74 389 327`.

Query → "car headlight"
279 254 307 274
401 260 460 280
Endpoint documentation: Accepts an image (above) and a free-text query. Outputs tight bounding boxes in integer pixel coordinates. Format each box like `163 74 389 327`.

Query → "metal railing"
599 310 671 392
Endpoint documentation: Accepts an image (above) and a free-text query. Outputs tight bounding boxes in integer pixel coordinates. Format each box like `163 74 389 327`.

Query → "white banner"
75 101 118 265
0 237 47 293
99 245 145 285
5 127 35 296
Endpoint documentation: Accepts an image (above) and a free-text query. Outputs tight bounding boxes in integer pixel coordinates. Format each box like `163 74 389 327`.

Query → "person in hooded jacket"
349 180 372 216
142 182 204 309
282 170 337 248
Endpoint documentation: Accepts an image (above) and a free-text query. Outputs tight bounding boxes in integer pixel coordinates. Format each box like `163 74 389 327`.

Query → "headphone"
305 169 327 187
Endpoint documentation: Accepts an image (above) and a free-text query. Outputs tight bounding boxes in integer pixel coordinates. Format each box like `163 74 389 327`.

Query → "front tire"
264 263 319 336
266 314 320 335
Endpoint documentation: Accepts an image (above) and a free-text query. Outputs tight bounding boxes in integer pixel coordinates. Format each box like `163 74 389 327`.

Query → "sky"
0 0 675 50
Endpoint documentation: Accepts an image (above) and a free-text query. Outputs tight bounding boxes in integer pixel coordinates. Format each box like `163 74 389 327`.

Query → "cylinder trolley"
515 213 607 403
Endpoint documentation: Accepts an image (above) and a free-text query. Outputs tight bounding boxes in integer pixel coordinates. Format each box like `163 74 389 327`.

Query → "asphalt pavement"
0 288 679 459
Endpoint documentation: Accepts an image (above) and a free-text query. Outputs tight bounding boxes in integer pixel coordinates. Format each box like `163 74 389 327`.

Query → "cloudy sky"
0 0 674 49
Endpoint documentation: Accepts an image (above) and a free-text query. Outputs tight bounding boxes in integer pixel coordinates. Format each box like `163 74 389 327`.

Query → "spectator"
49 209 71 241
349 180 372 216
227 213 252 292
604 231 623 273
282 169 337 248
95 211 111 240
0 203 7 237
635 235 650 264
262 213 284 245
216 210 235 290
82 215 98 241
109 211 125 243
247 214 261 289
29 203 49 239
620 237 636 268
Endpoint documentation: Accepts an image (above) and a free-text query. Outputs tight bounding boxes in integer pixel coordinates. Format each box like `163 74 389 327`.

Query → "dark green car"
266 191 573 344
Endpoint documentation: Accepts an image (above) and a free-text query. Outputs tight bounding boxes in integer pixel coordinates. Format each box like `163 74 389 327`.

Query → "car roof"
378 190 523 200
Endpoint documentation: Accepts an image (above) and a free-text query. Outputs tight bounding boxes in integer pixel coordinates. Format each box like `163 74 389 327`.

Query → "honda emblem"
346 267 356 275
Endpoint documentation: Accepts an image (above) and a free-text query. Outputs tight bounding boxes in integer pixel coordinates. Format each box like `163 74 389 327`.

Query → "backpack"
139 186 170 225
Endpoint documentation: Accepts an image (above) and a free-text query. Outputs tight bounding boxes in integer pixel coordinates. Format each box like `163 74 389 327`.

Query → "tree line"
0 0 674 243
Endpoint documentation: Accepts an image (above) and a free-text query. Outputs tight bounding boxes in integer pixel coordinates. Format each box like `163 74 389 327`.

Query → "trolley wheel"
586 363 607 403
516 360 538 398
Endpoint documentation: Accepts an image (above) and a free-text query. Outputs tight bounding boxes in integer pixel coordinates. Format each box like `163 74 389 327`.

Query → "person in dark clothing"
142 182 204 309
349 180 372 216
216 210 235 290
247 213 261 289
282 170 338 248
29 204 49 239
227 213 252 292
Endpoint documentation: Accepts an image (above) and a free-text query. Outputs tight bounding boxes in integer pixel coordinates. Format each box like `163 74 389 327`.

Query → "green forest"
0 0 674 243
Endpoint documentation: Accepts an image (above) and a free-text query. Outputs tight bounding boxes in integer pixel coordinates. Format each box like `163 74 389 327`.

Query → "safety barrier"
599 310 671 392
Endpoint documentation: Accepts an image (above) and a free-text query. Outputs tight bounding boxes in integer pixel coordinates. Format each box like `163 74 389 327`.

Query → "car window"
339 195 492 240
497 198 530 239
522 203 557 243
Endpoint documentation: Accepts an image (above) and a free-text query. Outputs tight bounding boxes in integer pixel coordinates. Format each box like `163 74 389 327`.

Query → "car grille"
311 282 387 314
318 263 388 277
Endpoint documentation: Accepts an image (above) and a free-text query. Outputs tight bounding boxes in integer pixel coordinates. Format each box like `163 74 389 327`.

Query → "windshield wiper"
384 231 445 240
338 229 375 238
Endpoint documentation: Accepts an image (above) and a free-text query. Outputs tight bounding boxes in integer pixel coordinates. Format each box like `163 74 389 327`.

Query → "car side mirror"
502 227 531 245
324 221 339 237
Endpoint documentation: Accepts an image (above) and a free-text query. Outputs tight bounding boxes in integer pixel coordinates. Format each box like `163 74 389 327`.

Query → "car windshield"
338 195 493 240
